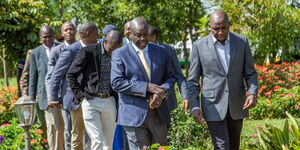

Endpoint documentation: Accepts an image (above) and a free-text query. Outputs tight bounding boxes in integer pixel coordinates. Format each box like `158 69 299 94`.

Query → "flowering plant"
0 118 47 149
0 87 18 124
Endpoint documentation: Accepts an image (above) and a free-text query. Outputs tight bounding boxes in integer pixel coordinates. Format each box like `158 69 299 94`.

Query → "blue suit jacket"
157 42 189 110
49 42 82 110
111 42 175 127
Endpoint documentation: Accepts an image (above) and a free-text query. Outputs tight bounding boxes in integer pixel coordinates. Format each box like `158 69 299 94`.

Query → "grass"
0 77 17 88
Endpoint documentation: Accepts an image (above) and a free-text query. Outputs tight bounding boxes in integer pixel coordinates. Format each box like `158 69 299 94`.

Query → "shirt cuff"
51 101 60 104
191 107 200 112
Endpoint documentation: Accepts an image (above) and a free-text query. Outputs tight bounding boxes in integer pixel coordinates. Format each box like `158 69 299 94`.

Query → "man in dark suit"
111 18 175 149
45 22 76 150
67 29 122 150
49 22 97 150
188 10 258 150
122 21 131 45
28 25 61 150
148 25 189 112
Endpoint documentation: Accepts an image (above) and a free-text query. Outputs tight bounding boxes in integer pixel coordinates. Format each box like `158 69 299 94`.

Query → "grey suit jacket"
49 42 82 110
158 42 189 110
45 42 67 102
187 32 258 121
29 43 59 110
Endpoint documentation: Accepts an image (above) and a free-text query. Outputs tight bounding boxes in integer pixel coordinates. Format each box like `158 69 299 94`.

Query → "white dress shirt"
212 34 231 73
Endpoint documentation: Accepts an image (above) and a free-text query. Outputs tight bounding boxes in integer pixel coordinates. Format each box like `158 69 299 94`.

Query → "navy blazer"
111 42 175 127
157 43 189 111
49 42 82 110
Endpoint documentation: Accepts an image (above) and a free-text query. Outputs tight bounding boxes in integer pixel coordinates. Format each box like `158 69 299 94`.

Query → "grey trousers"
62 109 72 150
206 112 243 150
123 109 168 149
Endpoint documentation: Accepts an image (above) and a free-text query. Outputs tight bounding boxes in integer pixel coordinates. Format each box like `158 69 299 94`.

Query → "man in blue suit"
111 18 175 149
45 22 76 150
48 22 98 150
148 25 189 112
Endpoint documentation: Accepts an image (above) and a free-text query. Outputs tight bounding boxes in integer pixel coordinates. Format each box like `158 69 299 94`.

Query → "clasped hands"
147 83 167 109
47 99 62 108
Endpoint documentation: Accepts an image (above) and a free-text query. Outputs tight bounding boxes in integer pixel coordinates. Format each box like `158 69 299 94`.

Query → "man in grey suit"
148 25 189 111
29 25 61 150
188 10 258 150
45 22 77 150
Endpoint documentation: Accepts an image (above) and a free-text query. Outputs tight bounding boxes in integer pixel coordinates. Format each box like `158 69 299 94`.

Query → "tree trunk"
58 0 63 17
183 30 189 78
0 47 9 87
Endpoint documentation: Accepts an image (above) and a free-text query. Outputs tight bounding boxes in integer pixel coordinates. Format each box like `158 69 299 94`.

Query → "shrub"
168 91 212 150
247 112 300 150
255 62 300 98
0 118 47 149
250 86 300 120
0 87 18 124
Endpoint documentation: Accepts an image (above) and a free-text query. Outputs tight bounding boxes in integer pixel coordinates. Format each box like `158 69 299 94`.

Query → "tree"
63 0 205 76
0 0 62 87
213 0 300 64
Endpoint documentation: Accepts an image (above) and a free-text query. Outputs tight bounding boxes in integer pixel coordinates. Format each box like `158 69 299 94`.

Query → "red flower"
31 139 37 144
1 123 11 127
42 138 48 143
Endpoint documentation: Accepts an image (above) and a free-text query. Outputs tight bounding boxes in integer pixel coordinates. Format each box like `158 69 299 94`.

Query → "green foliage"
0 118 46 150
250 62 300 120
63 0 204 44
247 112 300 150
250 86 300 120
214 0 300 63
168 91 212 149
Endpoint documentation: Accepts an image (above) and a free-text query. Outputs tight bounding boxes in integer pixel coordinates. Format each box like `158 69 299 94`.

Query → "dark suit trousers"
206 112 243 150
123 109 167 149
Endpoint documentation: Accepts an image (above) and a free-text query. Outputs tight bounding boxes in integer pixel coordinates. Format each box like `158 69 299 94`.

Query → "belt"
95 93 111 99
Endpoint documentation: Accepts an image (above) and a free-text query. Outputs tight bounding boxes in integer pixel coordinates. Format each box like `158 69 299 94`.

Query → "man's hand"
48 99 62 108
149 93 164 109
191 109 205 126
243 94 257 109
147 83 165 97
183 99 189 112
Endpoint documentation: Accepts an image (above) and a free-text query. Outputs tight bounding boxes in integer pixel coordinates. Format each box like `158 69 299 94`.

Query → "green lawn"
0 77 17 88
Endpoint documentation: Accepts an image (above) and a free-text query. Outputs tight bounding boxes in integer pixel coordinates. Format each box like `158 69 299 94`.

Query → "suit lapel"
228 33 237 73
128 43 149 81
207 34 226 74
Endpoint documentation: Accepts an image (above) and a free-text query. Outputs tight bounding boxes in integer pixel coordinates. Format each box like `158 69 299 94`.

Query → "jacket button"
225 90 228 92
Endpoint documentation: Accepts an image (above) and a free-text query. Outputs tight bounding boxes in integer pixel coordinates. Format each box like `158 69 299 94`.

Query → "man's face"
61 24 76 42
86 30 99 45
210 20 230 42
105 40 121 54
40 31 54 47
131 25 149 49
148 34 157 43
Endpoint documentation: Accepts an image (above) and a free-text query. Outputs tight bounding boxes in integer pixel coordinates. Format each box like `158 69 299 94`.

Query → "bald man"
45 22 76 150
188 10 258 150
111 18 175 149
29 25 60 149
67 30 122 150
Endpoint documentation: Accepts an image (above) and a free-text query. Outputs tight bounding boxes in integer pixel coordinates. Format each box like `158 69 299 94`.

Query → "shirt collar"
80 40 86 47
132 42 148 53
212 33 230 44
43 43 55 50
64 41 71 46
